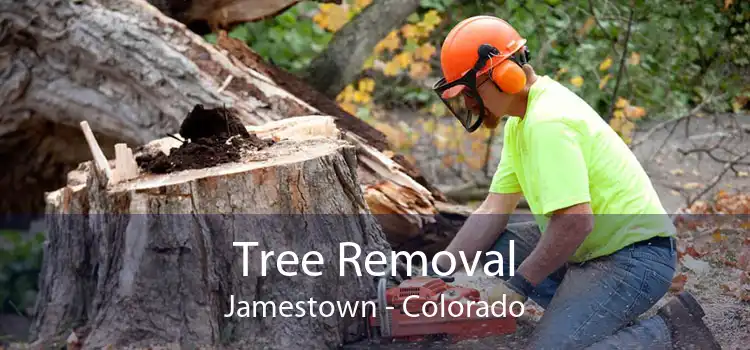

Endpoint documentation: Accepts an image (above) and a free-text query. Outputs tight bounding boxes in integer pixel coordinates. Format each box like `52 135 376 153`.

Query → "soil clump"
136 105 274 174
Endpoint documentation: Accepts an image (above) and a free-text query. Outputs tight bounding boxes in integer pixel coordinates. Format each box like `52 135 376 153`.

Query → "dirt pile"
137 105 274 173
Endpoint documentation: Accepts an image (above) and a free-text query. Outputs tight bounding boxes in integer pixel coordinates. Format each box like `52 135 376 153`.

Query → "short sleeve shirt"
489 76 676 262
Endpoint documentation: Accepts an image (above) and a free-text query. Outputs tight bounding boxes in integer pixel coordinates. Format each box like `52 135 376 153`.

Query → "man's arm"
509 120 594 289
515 202 594 286
434 192 522 270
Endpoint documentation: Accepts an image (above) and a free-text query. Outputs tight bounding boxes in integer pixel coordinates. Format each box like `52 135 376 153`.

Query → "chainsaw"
366 275 518 343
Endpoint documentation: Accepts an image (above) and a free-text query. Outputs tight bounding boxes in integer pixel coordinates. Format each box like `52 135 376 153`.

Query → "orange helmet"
432 16 529 132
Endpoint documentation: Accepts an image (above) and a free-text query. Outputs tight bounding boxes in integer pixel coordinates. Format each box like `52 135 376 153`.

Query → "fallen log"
32 110 392 349
146 0 344 35
0 0 469 254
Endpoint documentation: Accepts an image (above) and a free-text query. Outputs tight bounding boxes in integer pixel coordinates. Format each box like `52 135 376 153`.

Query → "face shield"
432 65 488 132
433 44 529 132
432 75 487 132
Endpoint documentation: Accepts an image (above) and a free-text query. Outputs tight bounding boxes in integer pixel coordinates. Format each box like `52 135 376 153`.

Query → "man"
429 15 721 349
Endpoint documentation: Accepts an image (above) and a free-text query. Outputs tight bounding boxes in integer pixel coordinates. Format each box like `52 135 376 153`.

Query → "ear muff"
489 59 526 94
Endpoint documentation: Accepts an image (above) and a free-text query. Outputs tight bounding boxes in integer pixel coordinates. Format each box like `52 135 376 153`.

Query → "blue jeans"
487 221 677 349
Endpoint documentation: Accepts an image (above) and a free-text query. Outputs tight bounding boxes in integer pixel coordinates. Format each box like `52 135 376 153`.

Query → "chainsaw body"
368 276 517 343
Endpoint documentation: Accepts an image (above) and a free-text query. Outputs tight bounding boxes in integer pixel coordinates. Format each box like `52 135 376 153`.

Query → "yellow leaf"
360 78 375 92
713 230 724 242
313 13 325 25
394 52 412 68
738 171 749 177
599 74 611 90
422 10 442 27
626 105 647 119
408 61 431 80
313 14 329 30
599 57 613 71
357 79 368 92
615 97 629 109
383 60 400 76
318 4 337 12
609 116 624 132
337 84 355 102
401 24 419 39
621 119 635 136
670 168 685 176
353 90 367 103
683 182 703 190
326 5 349 31
613 109 625 119
628 52 641 65
339 102 357 115
362 94 372 104
414 22 433 38
570 76 584 87
415 43 437 61
354 0 372 10
375 31 400 54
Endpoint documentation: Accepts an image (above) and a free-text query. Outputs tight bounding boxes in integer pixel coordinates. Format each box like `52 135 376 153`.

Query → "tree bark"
0 0 468 267
146 0 343 35
31 116 391 349
302 0 422 98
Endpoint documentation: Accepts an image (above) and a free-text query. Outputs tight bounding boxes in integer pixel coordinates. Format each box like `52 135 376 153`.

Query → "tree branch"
606 3 634 122
686 150 750 208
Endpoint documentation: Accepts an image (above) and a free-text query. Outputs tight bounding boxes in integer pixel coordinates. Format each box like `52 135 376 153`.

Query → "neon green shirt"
489 75 676 263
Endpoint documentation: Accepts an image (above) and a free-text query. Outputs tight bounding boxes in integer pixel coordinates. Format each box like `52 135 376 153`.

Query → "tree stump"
31 113 392 349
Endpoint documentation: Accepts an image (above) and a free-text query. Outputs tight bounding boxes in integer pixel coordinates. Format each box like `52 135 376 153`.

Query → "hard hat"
432 16 529 132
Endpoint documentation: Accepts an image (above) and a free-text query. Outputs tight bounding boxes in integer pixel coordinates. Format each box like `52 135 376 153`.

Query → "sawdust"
136 105 274 173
